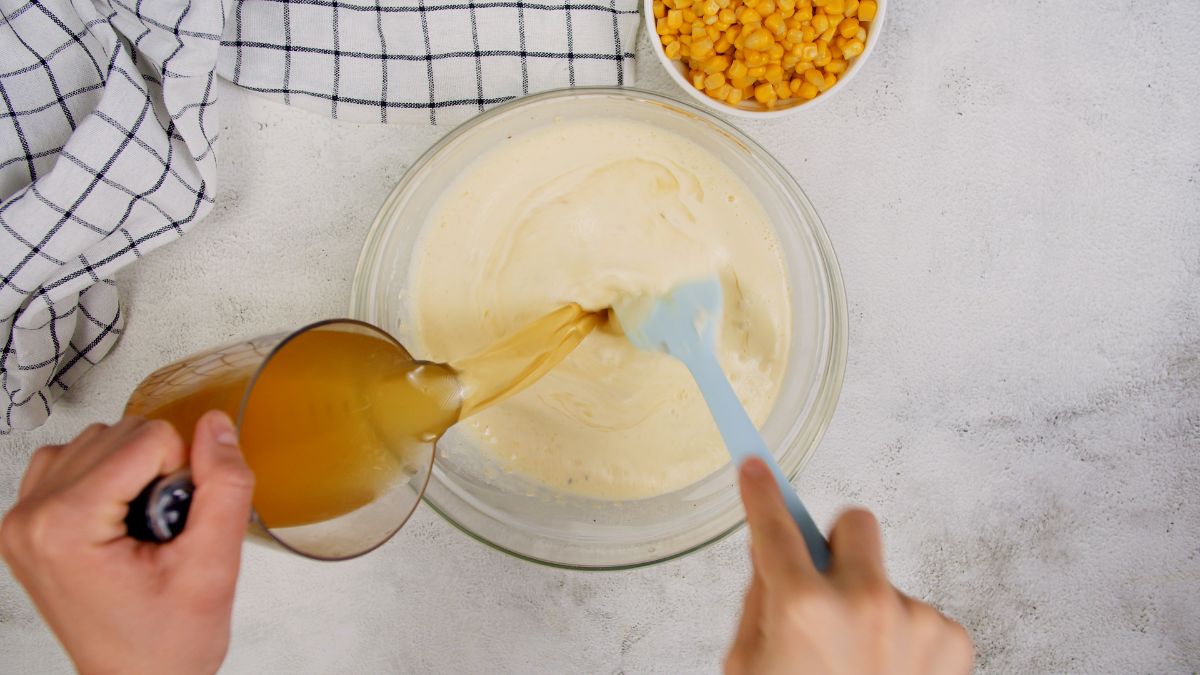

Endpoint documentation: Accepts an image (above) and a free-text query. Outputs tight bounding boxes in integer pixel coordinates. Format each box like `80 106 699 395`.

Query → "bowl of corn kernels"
646 0 884 116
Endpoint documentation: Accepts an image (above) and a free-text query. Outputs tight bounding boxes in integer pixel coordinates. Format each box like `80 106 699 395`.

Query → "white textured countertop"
3 2 1199 672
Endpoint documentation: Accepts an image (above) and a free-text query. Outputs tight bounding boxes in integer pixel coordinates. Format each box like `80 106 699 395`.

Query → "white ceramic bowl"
643 0 887 118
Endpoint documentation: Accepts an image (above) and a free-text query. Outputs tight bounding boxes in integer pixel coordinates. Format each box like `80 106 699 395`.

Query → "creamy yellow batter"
408 118 790 500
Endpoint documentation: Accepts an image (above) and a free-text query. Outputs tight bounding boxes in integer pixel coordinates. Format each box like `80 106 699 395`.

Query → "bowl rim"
640 0 887 118
350 87 848 570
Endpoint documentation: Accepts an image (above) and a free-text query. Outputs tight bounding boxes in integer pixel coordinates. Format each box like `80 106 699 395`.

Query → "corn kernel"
786 29 805 43
727 59 749 78
823 72 836 90
665 40 682 59
842 37 864 57
857 0 876 20
715 37 731 53
738 7 762 23
765 63 784 83
744 28 773 51
825 0 844 13
718 7 736 24
768 42 784 60
774 80 790 99
703 54 730 73
653 1 666 18
815 39 832 65
845 0 858 16
820 24 837 42
838 17 859 38
702 0 720 15
682 9 697 22
705 72 726 90
824 58 847 73
754 82 777 105
758 0 776 14
803 67 824 88
726 87 744 105
811 13 828 33
747 64 767 78
692 37 715 57
855 27 866 41
692 70 706 89
799 42 818 61
707 25 722 41
730 74 756 88
764 13 786 37
812 0 827 6
798 81 819 99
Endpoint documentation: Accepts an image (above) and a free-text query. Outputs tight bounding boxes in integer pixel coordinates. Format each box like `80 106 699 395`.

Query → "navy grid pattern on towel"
1 0 638 433
217 0 639 125
1 0 222 433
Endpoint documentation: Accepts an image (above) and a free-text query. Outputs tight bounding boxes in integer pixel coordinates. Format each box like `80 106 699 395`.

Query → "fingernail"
741 457 769 479
210 411 239 446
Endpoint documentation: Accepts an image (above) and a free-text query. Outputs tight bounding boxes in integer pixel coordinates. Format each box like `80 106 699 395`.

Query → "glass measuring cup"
124 306 599 560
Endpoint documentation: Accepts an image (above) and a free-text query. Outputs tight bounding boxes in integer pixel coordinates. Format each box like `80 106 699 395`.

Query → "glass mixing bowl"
350 88 847 570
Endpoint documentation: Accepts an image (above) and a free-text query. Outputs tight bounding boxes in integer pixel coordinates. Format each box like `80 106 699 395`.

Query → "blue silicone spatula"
613 278 830 571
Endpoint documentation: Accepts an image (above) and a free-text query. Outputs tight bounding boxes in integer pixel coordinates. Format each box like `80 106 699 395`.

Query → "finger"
53 417 146 480
17 445 63 499
74 420 188 539
738 457 817 588
174 411 253 584
724 566 763 667
929 619 974 673
902 596 974 673
828 508 887 589
58 422 109 461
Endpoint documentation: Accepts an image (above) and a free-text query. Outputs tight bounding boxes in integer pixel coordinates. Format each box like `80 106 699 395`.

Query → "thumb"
175 410 254 584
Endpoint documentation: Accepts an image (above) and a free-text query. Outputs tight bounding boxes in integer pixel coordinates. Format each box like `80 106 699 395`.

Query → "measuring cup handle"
125 469 194 543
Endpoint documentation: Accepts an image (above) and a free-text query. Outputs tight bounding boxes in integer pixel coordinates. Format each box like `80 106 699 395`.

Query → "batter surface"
408 118 791 500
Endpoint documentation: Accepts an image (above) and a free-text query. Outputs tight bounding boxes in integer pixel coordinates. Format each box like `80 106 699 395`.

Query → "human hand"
1 412 254 675
726 458 973 675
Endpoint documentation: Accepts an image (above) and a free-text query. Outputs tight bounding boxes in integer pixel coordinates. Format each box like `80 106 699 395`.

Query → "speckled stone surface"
2 2 1199 672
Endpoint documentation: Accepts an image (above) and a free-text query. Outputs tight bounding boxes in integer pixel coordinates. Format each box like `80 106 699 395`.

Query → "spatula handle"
680 346 831 572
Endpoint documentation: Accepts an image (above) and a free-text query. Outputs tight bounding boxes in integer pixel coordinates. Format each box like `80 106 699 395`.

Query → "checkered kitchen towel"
0 0 639 433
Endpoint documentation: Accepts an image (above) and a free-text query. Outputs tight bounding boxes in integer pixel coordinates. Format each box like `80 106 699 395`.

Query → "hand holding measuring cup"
121 305 599 559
